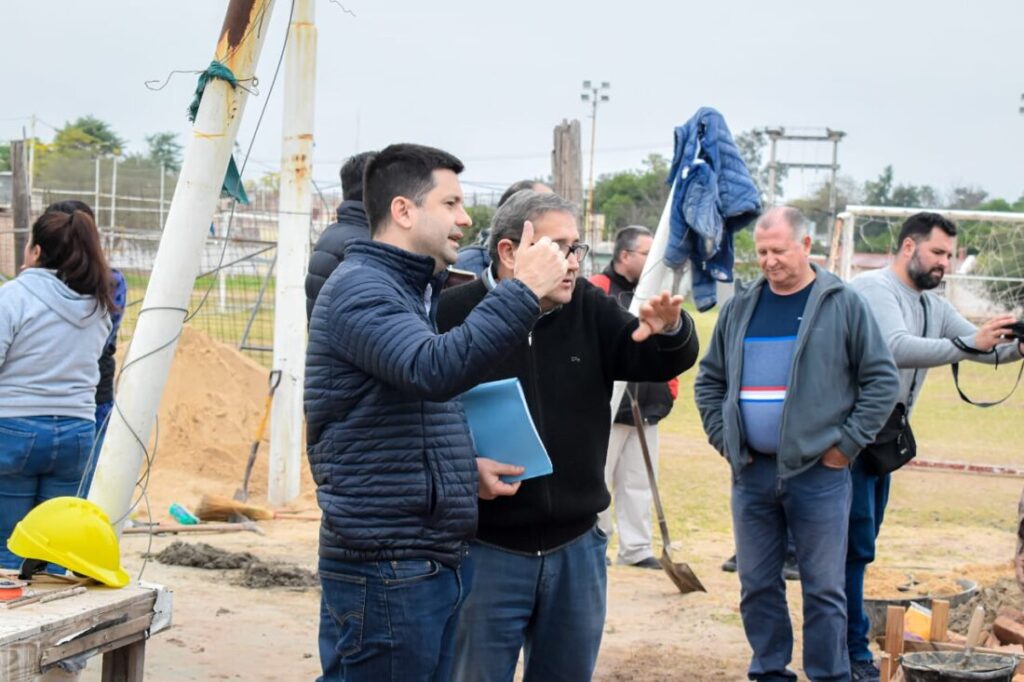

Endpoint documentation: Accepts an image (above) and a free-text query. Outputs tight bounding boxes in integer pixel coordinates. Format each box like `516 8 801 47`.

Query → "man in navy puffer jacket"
306 143 570 682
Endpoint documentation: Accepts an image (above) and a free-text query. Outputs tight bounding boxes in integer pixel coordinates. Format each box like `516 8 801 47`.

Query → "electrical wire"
85 0 297 582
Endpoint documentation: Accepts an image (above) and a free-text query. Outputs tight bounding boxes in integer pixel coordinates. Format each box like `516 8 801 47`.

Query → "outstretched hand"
632 291 685 342
975 314 1020 351
477 458 525 500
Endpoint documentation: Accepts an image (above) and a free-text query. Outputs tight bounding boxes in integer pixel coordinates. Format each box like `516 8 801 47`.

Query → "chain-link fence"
2 158 342 365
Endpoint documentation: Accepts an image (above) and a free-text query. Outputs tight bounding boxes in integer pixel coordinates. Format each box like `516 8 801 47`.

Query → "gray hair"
487 190 578 266
612 225 653 262
755 206 807 239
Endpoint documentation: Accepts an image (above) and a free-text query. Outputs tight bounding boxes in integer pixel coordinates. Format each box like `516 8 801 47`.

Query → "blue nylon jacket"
305 240 540 567
666 107 761 311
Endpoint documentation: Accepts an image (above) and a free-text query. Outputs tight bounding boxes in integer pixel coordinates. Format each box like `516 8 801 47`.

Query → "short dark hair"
339 151 375 202
488 190 578 265
498 180 543 208
613 225 653 262
363 144 465 236
897 212 957 247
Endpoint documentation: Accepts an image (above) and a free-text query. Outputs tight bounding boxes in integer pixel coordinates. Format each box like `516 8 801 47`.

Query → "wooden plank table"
0 582 171 681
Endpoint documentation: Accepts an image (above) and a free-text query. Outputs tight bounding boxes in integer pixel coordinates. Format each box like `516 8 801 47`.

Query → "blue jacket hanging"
666 107 761 311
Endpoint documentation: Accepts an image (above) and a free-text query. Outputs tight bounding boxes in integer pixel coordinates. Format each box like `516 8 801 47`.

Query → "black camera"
1006 320 1024 341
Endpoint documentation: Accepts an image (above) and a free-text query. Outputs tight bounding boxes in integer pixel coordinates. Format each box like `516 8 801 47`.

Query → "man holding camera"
846 211 1024 682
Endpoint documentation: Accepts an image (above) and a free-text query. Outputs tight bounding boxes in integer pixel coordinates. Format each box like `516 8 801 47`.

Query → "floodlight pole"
581 80 610 275
765 127 782 206
268 0 316 505
88 0 277 533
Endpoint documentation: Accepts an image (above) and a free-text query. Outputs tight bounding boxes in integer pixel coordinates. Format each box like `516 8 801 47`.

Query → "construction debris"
152 542 318 590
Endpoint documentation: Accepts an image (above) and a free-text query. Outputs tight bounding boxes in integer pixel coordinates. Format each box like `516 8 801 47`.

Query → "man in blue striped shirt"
695 207 898 682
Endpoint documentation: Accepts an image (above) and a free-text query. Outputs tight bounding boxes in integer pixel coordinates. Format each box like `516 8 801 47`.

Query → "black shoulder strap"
948 300 1024 407
905 296 927 409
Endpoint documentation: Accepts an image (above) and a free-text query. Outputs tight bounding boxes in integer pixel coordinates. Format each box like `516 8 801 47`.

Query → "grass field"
648 302 1024 560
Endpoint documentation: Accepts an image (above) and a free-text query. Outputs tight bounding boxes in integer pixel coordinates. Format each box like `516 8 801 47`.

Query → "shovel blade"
659 552 706 594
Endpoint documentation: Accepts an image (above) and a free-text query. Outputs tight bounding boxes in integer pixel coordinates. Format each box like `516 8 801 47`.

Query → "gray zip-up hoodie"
694 265 899 479
0 268 111 421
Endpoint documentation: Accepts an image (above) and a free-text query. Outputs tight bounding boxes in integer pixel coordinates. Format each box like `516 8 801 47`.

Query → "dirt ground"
77 328 1023 680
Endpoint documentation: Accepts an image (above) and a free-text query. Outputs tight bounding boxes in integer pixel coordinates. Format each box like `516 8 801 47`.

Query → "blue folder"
460 378 553 483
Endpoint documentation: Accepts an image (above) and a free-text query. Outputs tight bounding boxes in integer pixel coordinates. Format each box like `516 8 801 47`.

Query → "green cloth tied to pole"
188 61 250 205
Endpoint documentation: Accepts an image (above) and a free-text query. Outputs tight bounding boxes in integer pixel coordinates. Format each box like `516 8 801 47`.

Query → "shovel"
234 369 283 502
629 395 706 594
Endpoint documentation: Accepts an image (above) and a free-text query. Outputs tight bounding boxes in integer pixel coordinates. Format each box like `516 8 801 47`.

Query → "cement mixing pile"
118 326 316 519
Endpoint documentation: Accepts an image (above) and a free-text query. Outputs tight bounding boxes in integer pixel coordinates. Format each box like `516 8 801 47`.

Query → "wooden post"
101 638 146 681
879 653 892 682
11 139 30 270
930 599 950 642
885 605 906 679
552 119 583 206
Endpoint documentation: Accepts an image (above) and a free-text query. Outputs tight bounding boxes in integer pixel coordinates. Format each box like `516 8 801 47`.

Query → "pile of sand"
864 566 968 600
130 325 316 518
865 562 1015 601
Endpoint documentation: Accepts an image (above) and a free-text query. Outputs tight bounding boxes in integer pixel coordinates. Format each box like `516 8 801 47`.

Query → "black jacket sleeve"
584 282 700 385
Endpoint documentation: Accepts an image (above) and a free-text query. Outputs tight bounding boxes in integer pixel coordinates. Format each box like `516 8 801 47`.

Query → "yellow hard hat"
7 497 130 588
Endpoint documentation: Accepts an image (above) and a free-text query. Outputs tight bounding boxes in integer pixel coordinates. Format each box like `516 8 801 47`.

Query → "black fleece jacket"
592 265 678 426
437 277 699 553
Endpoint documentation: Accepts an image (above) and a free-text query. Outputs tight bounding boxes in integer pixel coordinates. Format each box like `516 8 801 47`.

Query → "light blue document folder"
460 378 553 483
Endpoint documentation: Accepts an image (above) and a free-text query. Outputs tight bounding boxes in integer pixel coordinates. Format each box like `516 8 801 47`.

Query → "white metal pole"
218 266 228 313
159 163 166 229
94 157 101 217
88 0 277 532
110 157 118 231
609 185 684 420
268 0 315 505
841 213 856 282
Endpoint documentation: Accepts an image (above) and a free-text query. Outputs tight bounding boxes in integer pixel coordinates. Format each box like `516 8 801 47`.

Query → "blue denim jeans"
0 416 95 569
733 454 852 682
453 525 608 682
845 457 891 662
317 553 471 682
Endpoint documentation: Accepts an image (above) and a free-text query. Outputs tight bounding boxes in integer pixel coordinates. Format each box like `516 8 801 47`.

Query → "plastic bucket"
900 652 1018 682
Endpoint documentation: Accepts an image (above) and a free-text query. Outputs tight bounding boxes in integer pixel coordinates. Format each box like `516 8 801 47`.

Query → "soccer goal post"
833 205 1024 318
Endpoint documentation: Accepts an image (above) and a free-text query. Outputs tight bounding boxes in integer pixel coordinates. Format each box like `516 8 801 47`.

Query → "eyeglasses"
510 240 591 261
625 249 650 257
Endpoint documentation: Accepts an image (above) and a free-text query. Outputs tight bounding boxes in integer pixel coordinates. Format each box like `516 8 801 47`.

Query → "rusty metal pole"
88 0 277 532
268 0 315 505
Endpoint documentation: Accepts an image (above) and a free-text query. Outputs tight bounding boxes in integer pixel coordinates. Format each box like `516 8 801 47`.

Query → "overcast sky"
2 0 1022 203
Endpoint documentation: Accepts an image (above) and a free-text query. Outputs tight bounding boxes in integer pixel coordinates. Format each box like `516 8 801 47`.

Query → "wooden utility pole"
552 119 583 206
11 139 30 270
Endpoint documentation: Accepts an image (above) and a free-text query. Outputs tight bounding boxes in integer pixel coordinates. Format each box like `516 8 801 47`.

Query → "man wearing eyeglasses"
437 190 700 682
590 225 680 570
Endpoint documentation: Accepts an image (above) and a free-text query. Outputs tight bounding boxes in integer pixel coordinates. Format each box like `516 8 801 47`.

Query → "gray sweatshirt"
695 266 899 479
850 267 1022 414
0 268 111 420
